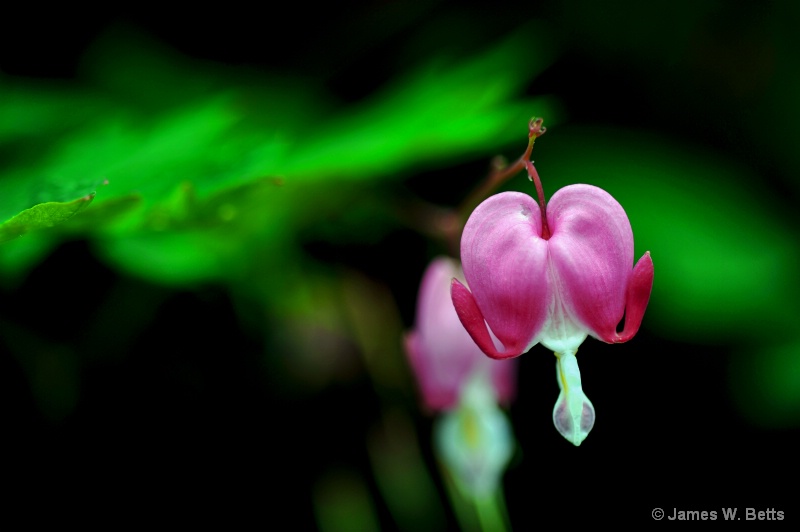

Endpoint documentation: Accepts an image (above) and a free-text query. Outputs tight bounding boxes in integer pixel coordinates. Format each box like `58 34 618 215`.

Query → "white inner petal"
552 351 595 446
539 265 587 353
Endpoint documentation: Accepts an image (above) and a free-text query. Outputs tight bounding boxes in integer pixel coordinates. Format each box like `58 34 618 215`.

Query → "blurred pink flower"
405 257 516 413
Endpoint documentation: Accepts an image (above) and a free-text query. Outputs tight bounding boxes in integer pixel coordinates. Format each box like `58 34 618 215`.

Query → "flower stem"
474 489 510 532
525 159 550 239
456 117 547 231
401 118 548 254
441 464 480 532
441 468 511 532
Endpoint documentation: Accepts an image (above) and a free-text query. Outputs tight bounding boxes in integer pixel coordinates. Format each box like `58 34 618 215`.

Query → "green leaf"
0 193 96 243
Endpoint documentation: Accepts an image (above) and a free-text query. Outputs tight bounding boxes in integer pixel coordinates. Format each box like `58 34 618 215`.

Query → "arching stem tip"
528 117 546 139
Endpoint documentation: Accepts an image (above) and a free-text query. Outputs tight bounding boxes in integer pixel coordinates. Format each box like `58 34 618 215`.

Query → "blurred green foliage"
1 24 556 294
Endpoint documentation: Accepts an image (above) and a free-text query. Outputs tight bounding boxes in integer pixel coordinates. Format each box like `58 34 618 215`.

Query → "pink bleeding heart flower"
451 157 653 446
405 256 516 413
